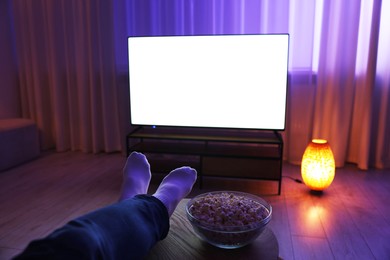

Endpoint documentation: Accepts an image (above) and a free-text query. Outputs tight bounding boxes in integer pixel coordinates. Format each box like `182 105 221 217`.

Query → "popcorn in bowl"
186 191 272 249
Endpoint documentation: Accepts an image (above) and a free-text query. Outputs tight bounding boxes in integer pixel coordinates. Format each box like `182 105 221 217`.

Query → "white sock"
152 167 197 216
119 152 151 201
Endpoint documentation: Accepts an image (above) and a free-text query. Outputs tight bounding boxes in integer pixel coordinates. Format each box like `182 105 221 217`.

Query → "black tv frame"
127 33 290 132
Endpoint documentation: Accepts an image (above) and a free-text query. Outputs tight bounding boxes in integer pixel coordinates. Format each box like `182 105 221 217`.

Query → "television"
128 34 289 131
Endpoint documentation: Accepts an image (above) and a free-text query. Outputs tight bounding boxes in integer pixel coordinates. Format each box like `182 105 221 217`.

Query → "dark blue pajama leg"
14 195 169 260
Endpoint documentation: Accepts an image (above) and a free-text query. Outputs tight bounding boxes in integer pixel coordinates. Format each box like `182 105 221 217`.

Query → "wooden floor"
0 151 389 260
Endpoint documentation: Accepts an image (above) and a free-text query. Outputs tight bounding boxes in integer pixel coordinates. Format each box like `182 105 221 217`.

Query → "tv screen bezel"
128 33 289 132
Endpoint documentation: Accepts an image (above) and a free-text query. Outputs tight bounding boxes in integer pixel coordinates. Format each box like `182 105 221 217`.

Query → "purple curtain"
9 0 390 169
115 0 390 169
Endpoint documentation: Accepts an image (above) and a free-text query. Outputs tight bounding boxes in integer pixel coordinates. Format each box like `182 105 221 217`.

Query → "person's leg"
14 195 169 260
152 166 197 216
119 151 151 201
119 152 198 216
14 154 197 260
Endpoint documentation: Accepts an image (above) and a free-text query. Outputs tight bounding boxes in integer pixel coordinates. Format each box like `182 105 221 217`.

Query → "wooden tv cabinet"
126 127 283 194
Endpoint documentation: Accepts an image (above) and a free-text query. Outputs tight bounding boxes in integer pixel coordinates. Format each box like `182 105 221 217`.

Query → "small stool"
0 118 40 172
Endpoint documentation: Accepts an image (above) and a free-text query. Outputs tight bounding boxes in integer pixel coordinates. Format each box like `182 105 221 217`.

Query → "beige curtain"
11 0 126 153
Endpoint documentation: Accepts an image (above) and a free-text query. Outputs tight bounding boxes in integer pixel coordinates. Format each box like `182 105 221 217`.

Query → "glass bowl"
185 191 272 249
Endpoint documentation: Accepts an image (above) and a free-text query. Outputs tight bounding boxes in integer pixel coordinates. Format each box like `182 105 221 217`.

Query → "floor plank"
267 195 294 259
0 247 21 260
311 192 374 259
291 236 333 260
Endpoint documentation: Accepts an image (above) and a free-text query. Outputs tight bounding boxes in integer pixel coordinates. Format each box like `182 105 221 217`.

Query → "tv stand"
126 127 283 194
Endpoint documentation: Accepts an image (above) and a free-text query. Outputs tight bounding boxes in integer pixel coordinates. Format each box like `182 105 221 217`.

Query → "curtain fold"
370 0 390 169
11 0 123 153
9 0 390 169
312 1 362 167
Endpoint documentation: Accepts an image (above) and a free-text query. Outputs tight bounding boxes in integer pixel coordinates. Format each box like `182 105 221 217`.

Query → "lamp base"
309 190 324 196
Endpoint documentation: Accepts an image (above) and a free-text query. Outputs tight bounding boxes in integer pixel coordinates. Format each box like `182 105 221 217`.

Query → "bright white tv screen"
128 34 289 130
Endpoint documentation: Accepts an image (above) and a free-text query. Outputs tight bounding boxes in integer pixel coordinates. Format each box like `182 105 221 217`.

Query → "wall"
0 0 20 119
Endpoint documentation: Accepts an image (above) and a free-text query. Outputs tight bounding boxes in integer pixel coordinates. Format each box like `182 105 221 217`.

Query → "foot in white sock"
119 152 151 201
152 166 197 216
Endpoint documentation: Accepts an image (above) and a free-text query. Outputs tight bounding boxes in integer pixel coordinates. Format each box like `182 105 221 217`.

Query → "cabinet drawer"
202 157 281 180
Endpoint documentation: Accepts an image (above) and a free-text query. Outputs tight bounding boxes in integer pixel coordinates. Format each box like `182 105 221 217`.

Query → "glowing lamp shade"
301 139 335 191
